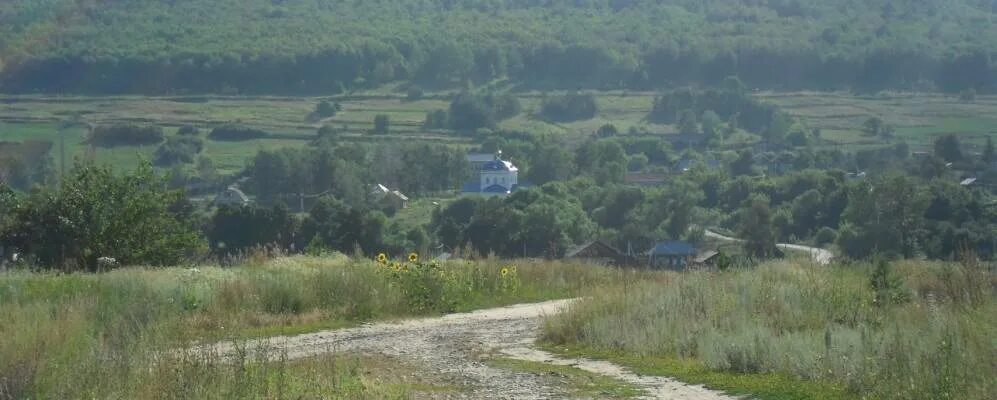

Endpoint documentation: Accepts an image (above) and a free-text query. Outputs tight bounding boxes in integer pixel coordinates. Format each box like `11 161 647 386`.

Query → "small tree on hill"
678 109 699 135
933 133 963 162
596 123 619 138
315 100 339 118
373 114 390 135
740 196 777 259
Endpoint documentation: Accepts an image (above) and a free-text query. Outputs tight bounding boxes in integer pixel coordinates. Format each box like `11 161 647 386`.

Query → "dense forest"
2 0 997 94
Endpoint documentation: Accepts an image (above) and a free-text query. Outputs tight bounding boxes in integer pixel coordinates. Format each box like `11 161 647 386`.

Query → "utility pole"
59 126 66 186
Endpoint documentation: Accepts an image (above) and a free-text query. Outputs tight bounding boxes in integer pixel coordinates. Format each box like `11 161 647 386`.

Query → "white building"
462 152 520 196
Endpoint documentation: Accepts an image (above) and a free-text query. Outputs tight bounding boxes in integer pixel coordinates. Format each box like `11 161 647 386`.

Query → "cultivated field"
3 90 994 174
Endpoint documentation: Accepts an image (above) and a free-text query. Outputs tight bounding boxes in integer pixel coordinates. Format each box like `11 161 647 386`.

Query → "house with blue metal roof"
646 240 697 270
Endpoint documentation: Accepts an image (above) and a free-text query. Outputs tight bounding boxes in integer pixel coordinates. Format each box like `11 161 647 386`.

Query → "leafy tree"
983 136 994 163
813 227 837 247
373 114 390 135
154 136 204 166
0 162 204 270
740 196 778 259
208 203 298 255
177 125 200 136
933 134 964 162
722 75 746 95
423 109 449 129
596 123 619 138
729 150 755 176
677 109 699 135
540 93 598 122
840 174 930 258
314 100 339 118
701 110 721 138
317 124 339 139
89 124 164 147
862 117 885 137
209 124 268 141
448 91 520 131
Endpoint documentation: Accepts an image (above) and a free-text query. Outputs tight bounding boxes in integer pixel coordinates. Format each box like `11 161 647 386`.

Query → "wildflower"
392 262 401 271
376 253 388 264
408 252 419 262
501 267 510 277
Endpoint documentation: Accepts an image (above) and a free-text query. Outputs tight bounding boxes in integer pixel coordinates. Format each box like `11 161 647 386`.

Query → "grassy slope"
0 255 629 398
541 259 996 400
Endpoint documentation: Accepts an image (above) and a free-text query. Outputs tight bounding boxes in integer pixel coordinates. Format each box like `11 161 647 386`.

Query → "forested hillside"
2 0 997 94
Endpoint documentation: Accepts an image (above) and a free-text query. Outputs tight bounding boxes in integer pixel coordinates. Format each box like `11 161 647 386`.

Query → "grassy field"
0 254 630 398
542 259 996 400
762 91 997 151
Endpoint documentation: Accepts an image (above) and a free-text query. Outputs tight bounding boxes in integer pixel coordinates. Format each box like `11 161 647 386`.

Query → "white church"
462 152 521 196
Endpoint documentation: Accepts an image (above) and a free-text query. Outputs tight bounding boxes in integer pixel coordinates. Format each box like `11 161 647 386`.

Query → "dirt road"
208 299 736 399
704 229 834 265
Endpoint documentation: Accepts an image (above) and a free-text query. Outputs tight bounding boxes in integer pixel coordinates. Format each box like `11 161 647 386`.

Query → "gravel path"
207 299 737 399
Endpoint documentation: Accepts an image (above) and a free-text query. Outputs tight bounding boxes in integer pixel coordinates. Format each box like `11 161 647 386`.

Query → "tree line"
2 1 997 94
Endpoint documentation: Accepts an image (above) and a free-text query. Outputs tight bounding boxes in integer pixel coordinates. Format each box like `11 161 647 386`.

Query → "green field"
762 92 997 151
2 90 995 174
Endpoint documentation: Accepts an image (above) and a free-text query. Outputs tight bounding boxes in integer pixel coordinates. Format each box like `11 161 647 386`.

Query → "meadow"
0 254 623 399
543 258 997 400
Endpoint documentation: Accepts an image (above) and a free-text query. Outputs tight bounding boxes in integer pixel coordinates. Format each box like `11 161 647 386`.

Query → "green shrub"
540 93 597 122
153 136 204 166
88 124 164 147
176 125 200 136
813 227 837 247
209 124 268 141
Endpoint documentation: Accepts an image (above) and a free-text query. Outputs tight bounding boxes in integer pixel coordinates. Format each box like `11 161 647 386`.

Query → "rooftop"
647 241 697 256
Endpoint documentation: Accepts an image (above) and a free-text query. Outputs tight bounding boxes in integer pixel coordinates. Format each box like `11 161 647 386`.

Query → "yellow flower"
501 267 509 277
392 262 401 271
376 253 387 264
408 252 419 262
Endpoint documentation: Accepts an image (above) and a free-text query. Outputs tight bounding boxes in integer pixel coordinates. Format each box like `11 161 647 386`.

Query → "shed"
565 241 624 266
692 250 721 267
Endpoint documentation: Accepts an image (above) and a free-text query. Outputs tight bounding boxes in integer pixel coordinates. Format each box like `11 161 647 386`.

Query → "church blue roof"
482 160 518 172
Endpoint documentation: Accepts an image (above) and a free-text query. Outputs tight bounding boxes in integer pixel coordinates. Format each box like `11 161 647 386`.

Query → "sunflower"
392 262 401 271
408 252 419 262
376 253 388 264
501 267 510 277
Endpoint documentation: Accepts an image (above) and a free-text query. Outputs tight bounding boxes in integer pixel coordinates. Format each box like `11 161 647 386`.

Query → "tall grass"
0 255 620 399
543 259 996 399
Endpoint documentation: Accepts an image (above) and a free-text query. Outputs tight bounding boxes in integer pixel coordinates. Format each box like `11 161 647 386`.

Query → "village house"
214 185 251 207
674 155 721 174
646 240 698 270
564 241 628 266
462 151 521 196
370 184 410 211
